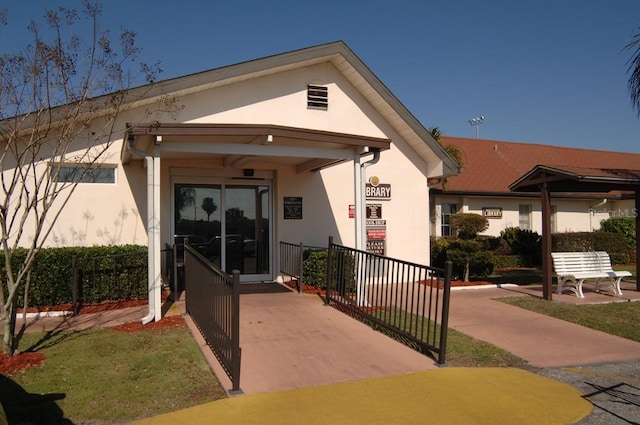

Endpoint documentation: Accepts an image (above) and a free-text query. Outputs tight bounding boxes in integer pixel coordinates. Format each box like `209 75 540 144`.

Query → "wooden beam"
541 182 553 300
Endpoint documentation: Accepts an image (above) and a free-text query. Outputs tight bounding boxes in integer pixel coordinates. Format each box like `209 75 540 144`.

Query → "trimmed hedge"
1 245 147 308
552 232 633 264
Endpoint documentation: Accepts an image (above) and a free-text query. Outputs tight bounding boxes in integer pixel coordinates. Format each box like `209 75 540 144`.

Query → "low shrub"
1 245 147 308
302 248 356 293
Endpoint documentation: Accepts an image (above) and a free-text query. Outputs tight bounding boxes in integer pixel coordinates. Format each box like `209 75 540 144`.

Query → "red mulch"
112 315 186 332
0 352 46 375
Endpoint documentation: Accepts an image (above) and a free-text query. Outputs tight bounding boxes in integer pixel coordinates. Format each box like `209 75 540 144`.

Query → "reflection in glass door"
173 182 270 280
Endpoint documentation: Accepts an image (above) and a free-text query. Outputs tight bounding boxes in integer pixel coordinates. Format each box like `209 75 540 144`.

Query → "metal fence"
325 237 453 364
184 241 242 393
279 241 326 294
72 251 147 315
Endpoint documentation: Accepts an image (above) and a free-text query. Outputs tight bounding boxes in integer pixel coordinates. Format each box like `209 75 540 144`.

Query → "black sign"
284 197 302 219
366 203 382 219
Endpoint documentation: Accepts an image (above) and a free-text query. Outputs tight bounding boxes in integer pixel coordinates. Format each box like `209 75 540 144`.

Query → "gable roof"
438 136 640 195
119 41 460 176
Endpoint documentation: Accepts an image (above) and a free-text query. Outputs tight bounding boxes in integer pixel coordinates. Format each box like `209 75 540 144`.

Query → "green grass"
4 324 226 423
445 328 529 368
498 296 640 343
367 308 528 368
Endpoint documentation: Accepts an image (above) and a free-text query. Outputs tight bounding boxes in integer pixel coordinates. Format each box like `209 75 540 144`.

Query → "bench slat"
551 251 629 298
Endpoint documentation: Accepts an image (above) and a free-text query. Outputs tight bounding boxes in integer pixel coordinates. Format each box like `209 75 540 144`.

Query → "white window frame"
518 204 532 230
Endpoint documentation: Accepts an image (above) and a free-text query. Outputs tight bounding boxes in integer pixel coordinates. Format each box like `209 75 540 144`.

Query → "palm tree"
175 187 196 221
626 28 640 116
201 197 218 221
428 126 466 189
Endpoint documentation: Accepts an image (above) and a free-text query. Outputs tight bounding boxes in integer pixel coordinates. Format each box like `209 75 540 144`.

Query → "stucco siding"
173 63 387 139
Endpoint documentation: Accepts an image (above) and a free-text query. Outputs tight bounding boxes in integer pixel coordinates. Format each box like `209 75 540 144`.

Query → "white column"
141 156 155 324
153 147 162 321
353 153 363 250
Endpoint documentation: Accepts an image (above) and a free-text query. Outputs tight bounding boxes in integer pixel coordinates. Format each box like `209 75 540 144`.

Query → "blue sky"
3 0 640 153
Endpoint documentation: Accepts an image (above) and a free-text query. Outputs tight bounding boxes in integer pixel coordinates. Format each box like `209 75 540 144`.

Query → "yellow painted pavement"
133 368 592 425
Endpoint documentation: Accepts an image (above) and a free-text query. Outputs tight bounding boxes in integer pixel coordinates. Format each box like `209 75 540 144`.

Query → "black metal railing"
324 237 452 364
184 241 242 393
279 241 326 294
72 251 148 315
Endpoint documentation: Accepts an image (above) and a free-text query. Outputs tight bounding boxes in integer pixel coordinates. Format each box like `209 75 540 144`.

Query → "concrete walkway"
447 284 640 367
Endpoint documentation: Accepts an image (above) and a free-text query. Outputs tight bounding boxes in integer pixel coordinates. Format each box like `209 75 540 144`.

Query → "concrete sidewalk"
448 285 640 368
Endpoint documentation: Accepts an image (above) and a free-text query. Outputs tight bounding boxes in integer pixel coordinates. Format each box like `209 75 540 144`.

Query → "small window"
441 203 458 236
519 204 532 230
307 84 328 110
550 205 558 233
52 164 116 184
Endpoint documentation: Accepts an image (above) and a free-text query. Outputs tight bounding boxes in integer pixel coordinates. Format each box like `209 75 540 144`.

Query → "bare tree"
0 2 170 356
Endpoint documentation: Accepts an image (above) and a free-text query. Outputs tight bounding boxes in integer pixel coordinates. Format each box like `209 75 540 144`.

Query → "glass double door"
174 181 271 281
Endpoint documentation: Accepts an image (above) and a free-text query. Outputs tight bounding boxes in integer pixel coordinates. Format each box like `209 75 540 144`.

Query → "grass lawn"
2 320 226 423
498 296 640 343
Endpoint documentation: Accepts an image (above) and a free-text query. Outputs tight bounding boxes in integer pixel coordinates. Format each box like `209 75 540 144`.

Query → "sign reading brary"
284 197 302 219
366 175 391 200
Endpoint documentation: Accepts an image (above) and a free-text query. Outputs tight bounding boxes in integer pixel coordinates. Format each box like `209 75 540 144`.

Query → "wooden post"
541 182 553 300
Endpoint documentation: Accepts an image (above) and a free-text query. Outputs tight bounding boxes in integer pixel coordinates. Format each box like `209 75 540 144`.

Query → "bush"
599 216 636 250
493 255 533 269
446 240 494 280
1 245 147 308
451 213 489 239
500 227 541 264
302 248 356 293
552 232 633 264
302 249 328 288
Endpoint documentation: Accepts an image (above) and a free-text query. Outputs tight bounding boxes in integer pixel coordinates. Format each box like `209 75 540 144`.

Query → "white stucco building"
7 42 460 322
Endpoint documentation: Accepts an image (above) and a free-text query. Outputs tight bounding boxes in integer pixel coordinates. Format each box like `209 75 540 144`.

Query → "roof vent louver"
307 85 328 110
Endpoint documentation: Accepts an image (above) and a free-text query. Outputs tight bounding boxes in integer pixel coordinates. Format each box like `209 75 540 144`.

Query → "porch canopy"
122 122 391 321
509 165 640 300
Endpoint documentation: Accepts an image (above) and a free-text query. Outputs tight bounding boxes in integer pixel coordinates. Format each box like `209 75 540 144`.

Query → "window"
550 205 558 233
519 204 532 230
52 165 116 183
441 204 458 236
307 84 328 110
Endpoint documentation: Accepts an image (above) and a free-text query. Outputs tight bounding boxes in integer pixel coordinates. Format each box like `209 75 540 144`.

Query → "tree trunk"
463 259 470 283
2 305 17 356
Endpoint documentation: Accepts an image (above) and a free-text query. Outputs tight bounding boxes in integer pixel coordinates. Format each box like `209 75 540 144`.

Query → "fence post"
438 260 453 365
298 242 304 294
72 255 79 316
231 269 242 393
324 236 334 305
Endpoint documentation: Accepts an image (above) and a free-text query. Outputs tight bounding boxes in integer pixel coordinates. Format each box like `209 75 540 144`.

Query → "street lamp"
468 116 485 139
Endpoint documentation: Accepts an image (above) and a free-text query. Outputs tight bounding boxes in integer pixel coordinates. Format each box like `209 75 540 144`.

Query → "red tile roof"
439 136 640 194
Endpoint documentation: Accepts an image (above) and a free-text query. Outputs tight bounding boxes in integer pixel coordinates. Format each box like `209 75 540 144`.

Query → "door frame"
170 168 274 283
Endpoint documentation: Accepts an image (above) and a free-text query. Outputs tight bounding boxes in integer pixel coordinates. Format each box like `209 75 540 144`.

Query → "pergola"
509 165 640 300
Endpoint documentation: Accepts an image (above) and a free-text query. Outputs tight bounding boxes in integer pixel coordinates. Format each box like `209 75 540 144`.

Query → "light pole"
468 116 485 139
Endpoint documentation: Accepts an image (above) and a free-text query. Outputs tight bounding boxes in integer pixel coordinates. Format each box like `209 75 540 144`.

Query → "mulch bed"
0 352 46 375
3 293 184 375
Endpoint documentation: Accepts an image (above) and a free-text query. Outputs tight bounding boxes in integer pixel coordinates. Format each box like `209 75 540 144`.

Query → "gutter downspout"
589 198 607 231
127 136 156 324
356 148 380 307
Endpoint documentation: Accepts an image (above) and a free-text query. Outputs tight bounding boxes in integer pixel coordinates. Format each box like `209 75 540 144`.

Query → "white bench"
551 251 632 298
